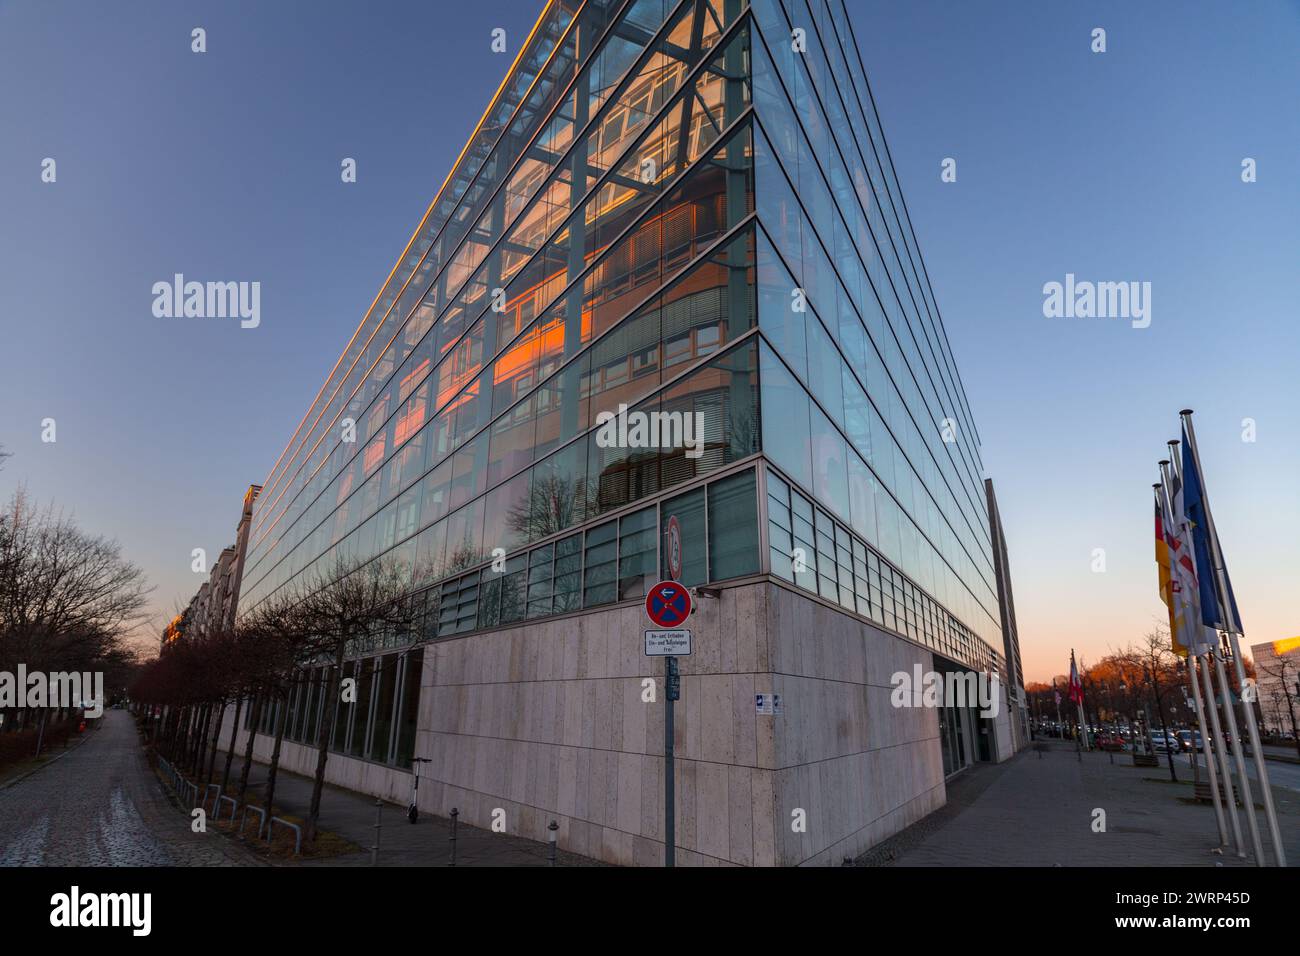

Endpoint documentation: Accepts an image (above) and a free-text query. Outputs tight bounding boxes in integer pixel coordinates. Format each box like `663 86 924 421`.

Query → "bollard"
548 820 558 867
217 795 238 823
371 798 382 866
240 805 268 840
269 816 303 856
449 807 459 867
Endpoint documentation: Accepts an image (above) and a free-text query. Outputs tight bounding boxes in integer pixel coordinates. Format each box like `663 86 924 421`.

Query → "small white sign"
756 693 782 715
645 629 692 656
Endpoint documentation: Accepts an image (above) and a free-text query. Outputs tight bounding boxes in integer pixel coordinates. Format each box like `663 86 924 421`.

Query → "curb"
0 725 101 794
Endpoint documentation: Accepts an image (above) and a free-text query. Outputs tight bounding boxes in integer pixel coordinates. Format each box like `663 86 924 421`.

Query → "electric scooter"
408 757 431 823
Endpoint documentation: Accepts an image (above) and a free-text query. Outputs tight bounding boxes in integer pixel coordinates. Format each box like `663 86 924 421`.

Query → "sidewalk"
221 754 608 866
859 739 1299 867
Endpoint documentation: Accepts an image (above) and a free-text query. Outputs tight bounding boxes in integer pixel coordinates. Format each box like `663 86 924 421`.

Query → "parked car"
1149 732 1178 753
1095 731 1127 752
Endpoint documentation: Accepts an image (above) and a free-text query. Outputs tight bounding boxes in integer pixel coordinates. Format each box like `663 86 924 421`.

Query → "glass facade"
240 0 1002 699
247 648 425 770
749 0 1001 658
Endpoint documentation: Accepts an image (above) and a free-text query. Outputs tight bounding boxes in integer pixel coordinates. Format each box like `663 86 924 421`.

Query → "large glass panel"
660 486 706 587
303 668 321 745
618 505 657 600
370 654 400 764
758 343 811 490
790 484 817 593
583 519 618 607
553 532 583 612
810 403 849 522
349 658 374 758
707 468 759 581
527 542 556 618
330 662 352 751
766 468 795 581
394 649 424 769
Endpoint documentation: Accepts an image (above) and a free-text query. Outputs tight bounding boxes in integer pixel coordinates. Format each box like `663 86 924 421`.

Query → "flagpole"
1157 471 1226 846
1167 446 1245 857
1069 650 1086 759
1080 659 1093 750
1180 411 1284 866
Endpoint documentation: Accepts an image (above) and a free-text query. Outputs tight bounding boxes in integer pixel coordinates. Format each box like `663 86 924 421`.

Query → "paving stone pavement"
0 710 256 867
863 739 1299 867
223 753 608 866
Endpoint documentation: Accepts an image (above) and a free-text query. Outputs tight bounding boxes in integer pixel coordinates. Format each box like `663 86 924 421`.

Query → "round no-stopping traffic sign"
645 580 692 628
664 515 683 581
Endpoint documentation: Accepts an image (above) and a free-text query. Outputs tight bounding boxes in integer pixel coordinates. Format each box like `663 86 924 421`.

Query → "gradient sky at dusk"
2 0 1297 679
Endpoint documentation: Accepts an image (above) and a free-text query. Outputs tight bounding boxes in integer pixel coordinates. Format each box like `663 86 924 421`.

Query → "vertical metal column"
664 654 678 867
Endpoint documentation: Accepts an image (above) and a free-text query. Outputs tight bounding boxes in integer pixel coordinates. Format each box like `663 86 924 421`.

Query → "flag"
1165 462 1214 654
1068 651 1083 704
1181 421 1243 634
1153 488 1186 655
1052 679 1061 707
1159 486 1190 658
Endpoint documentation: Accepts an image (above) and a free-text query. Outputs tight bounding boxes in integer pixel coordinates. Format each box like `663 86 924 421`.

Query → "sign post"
645 580 692 867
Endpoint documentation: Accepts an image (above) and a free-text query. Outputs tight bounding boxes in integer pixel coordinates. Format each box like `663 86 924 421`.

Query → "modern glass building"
229 0 1020 866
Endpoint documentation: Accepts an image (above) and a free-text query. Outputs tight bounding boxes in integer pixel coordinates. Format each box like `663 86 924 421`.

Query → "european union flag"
1181 422 1243 634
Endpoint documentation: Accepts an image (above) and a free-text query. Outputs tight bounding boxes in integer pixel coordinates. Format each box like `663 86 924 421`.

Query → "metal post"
1202 650 1245 857
449 807 459 867
1184 666 1200 787
1162 449 1233 853
1212 645 1263 865
548 820 559 867
664 655 677 868
1223 631 1285 866
370 798 382 866
1189 654 1228 846
1181 410 1285 866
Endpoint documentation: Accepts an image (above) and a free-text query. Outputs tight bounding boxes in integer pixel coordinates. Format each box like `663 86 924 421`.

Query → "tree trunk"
236 694 263 811
175 707 190 764
221 696 244 795
262 691 290 827
192 704 211 773
205 699 225 787
184 706 197 767
34 709 47 758
306 651 345 845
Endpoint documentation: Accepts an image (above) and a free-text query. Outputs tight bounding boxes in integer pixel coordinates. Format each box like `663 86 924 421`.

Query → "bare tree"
0 490 149 742
1257 654 1300 758
290 556 418 845
1119 627 1183 780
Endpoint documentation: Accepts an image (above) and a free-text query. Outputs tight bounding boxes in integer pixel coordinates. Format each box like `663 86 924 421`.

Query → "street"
1188 751 1300 794
0 710 250 866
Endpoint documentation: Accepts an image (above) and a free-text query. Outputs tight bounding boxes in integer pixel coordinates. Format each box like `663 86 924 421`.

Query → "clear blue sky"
2 0 1297 678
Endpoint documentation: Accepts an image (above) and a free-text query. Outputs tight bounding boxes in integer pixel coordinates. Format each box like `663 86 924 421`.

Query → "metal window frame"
244 0 741 587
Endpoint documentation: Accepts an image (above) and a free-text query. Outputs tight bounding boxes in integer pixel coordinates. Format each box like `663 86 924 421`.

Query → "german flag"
1154 488 1188 657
